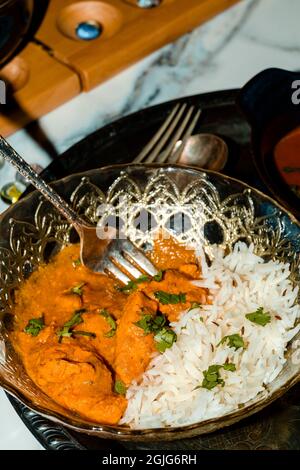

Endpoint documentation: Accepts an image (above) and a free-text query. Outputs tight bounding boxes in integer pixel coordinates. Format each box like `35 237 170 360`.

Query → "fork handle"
0 136 85 230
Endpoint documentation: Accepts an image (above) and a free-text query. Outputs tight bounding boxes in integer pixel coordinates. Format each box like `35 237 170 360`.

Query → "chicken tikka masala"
11 236 209 425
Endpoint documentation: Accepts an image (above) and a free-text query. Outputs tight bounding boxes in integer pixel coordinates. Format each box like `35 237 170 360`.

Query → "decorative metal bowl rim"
2 161 299 224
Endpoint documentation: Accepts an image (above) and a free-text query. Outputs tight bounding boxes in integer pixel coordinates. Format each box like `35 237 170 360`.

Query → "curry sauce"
11 237 208 425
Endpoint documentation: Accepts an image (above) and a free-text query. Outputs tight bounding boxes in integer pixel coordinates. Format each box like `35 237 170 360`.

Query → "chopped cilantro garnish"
245 307 271 327
100 309 117 338
70 282 86 296
57 309 94 342
114 380 127 396
201 365 224 390
134 312 176 353
153 271 164 282
218 334 245 350
188 302 202 311
154 328 177 353
199 362 236 390
135 314 156 335
119 275 150 294
223 362 236 372
154 291 186 305
72 331 96 339
134 310 166 335
72 258 81 268
24 316 45 337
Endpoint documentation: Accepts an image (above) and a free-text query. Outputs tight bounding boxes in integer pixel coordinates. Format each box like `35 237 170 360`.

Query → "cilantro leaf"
134 314 155 335
119 275 150 294
72 258 81 268
245 307 271 327
100 309 117 338
58 309 92 342
201 365 224 390
134 312 166 335
134 312 176 353
24 316 45 337
114 380 127 396
223 362 236 372
218 334 245 350
119 271 164 294
70 282 86 296
153 271 164 282
188 302 202 311
200 362 236 390
72 331 96 339
152 314 166 330
154 291 186 305
154 327 177 353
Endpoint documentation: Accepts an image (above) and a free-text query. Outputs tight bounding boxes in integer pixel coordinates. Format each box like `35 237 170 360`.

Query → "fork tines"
133 103 202 165
99 239 158 284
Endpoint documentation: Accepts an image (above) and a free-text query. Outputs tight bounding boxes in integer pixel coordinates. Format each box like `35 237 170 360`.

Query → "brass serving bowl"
1 164 300 441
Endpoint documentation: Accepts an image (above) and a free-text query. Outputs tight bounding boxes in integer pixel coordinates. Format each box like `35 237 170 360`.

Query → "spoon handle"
0 136 84 229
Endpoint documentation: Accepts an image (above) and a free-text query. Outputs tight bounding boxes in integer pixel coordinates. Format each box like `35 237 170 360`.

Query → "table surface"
1 0 300 450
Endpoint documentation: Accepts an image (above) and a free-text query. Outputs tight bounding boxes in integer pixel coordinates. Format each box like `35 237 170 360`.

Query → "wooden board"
36 0 240 90
0 0 240 136
0 42 80 137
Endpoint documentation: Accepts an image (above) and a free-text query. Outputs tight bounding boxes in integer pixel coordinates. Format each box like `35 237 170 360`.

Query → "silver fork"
0 137 157 285
133 103 201 164
0 104 200 285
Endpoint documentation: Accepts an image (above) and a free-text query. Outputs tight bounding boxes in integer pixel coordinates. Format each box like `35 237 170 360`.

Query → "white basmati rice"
120 242 300 428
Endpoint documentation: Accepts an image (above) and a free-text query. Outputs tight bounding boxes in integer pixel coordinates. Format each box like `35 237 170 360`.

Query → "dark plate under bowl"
7 89 300 450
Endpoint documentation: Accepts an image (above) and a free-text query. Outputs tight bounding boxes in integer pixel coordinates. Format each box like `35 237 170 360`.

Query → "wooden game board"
0 0 240 136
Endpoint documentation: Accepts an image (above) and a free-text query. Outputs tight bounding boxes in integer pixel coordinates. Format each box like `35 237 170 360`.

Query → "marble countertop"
1 0 300 450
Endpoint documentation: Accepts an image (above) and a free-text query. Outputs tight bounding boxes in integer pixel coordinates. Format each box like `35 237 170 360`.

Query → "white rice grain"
120 242 300 429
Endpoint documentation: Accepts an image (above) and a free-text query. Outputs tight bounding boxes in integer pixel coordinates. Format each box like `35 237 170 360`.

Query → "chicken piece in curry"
11 236 209 425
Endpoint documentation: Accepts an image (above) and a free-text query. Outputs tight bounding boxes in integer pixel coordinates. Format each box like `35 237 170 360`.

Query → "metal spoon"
176 133 228 171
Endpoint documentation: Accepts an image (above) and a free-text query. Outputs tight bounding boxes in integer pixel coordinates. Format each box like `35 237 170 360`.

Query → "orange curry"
11 236 208 425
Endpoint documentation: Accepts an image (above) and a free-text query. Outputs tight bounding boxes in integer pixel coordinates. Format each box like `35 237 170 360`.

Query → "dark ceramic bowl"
237 68 300 219
1 164 300 441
